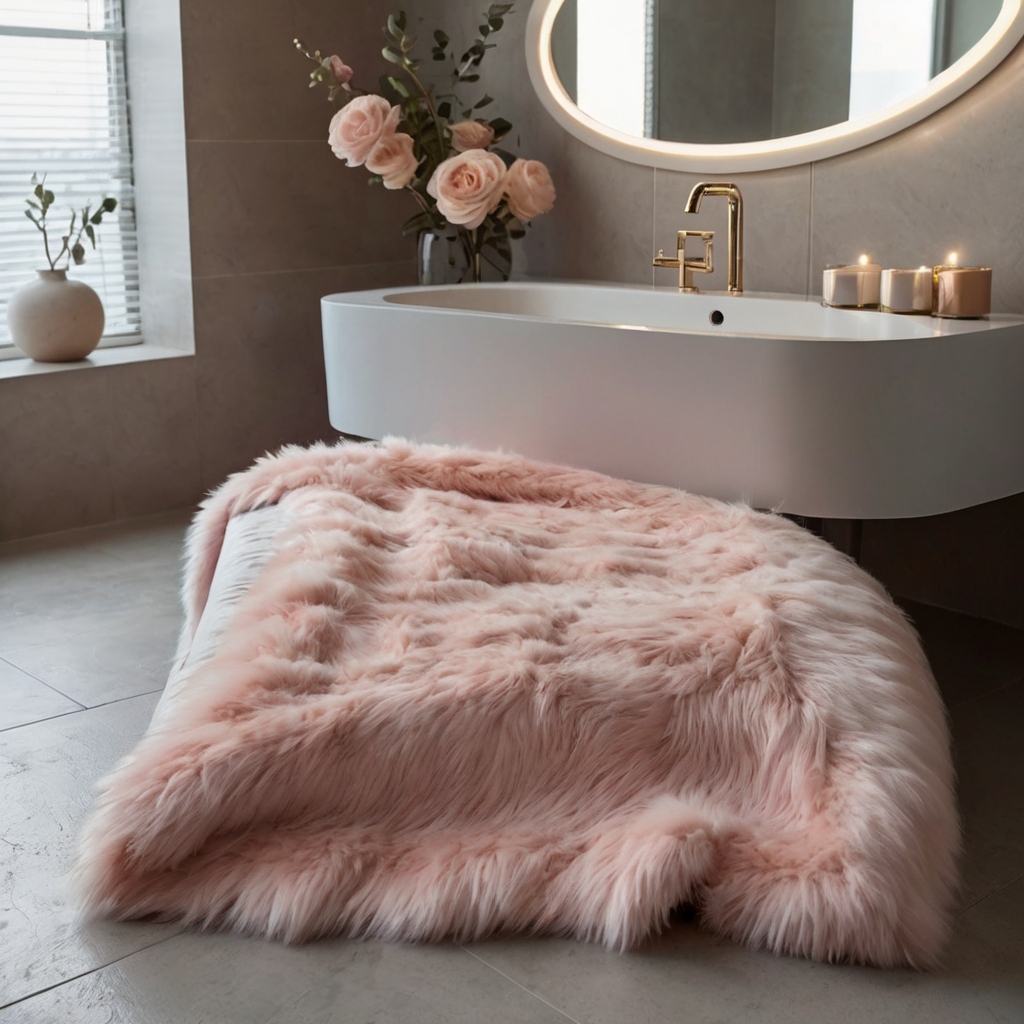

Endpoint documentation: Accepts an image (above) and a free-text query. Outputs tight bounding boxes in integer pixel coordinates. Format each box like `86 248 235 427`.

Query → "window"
849 0 937 120
0 0 140 356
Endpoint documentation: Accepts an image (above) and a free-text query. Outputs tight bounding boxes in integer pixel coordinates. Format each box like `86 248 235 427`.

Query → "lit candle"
932 252 992 319
880 266 933 314
822 255 882 309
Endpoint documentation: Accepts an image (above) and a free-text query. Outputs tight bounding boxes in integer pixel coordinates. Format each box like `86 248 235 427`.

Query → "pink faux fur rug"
74 439 959 967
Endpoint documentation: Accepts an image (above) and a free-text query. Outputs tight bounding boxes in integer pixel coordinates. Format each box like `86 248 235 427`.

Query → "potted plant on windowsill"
6 176 118 362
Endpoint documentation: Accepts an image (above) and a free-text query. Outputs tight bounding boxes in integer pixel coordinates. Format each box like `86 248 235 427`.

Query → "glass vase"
417 227 511 285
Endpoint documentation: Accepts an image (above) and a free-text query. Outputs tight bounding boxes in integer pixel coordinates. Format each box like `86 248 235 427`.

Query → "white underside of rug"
74 439 960 967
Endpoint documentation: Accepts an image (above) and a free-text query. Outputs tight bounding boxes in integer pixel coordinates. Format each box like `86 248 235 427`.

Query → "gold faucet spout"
684 182 743 294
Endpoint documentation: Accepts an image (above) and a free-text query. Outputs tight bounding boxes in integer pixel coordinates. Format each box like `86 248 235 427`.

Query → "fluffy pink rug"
74 439 959 967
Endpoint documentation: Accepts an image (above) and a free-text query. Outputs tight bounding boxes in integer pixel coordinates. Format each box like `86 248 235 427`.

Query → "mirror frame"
526 0 1024 172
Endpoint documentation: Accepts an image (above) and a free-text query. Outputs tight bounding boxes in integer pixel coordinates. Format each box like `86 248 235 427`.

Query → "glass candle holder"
822 256 882 309
932 255 992 319
880 267 933 314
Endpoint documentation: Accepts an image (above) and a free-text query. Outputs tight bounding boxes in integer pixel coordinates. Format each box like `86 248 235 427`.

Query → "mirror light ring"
526 0 1024 172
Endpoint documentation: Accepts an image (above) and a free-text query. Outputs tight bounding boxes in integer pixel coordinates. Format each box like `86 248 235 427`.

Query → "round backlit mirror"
526 0 1024 171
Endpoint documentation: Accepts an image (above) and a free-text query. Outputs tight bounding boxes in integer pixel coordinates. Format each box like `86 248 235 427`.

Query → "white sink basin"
321 281 1024 518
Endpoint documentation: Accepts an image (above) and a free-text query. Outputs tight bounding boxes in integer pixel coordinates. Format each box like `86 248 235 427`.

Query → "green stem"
403 64 448 161
41 222 55 271
52 239 70 270
406 185 432 215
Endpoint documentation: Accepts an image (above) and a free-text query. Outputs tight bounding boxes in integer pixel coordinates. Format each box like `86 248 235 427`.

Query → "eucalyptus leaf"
474 94 493 108
433 29 449 45
382 46 402 64
101 196 117 212
387 75 410 97
402 210 436 236
71 242 86 265
85 223 96 245
43 190 55 205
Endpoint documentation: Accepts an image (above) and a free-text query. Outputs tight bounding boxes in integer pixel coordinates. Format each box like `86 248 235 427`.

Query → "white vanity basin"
321 281 1024 518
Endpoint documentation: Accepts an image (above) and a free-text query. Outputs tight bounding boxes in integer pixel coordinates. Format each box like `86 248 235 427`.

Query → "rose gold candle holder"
932 254 992 319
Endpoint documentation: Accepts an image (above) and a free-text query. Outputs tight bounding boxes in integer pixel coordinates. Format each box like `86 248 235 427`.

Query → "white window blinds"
0 0 140 350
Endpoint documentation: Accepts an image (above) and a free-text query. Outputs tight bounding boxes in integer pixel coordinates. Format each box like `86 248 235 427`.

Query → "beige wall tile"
0 372 115 540
179 0 395 142
193 262 415 491
522 132 655 285
0 359 203 542
104 359 203 519
186 141 418 278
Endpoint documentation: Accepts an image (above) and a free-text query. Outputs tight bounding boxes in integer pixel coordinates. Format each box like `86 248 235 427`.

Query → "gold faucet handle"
679 230 714 291
654 231 714 289
652 248 681 269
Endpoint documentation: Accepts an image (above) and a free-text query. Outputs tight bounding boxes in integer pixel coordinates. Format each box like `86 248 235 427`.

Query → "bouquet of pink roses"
295 4 554 282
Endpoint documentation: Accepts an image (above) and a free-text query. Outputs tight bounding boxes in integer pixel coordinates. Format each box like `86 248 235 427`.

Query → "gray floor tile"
0 931 577 1024
462 883 1024 1024
0 600 183 708
898 598 1024 707
949 684 1024 909
0 511 189 707
0 511 190 624
0 657 83 731
0 692 179 1007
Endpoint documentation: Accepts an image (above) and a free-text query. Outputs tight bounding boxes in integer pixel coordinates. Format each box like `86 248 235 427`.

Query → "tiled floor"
1 512 1022 1023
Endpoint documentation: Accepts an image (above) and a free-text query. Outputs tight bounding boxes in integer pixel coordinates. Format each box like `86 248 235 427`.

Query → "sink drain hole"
709 310 725 326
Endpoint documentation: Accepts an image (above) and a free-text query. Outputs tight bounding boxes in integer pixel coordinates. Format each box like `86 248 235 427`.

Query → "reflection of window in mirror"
552 0 654 138
849 0 1002 119
550 0 1004 145
849 0 936 120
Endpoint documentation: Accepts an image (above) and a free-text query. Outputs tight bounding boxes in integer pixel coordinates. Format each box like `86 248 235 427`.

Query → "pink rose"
328 95 401 167
327 55 354 85
427 149 508 229
449 120 495 152
366 132 419 189
505 159 556 222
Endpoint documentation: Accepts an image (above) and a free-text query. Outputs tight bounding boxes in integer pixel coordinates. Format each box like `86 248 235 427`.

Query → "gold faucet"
653 229 714 291
684 182 744 294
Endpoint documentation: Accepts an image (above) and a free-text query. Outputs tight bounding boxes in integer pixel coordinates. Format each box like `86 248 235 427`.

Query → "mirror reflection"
550 0 1003 144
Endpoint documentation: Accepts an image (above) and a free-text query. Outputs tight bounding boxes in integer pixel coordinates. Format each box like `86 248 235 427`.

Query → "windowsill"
0 342 192 381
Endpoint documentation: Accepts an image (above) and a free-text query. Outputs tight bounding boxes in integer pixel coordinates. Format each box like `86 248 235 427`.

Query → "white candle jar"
880 268 933 314
822 262 882 309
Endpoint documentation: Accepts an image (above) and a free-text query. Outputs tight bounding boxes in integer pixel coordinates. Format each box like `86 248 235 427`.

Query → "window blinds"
0 0 140 350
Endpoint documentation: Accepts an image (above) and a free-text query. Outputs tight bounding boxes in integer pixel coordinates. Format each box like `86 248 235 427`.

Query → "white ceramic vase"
7 269 105 362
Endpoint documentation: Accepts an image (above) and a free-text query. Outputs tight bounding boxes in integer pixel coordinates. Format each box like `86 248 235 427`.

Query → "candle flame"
858 254 870 265
947 251 959 266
